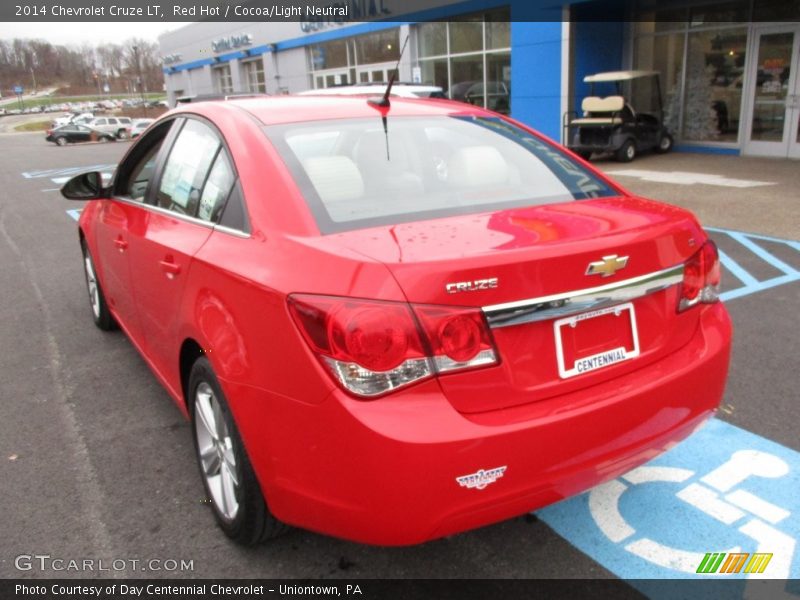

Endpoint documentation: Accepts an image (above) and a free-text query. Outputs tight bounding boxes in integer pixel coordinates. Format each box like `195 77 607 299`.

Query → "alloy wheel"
194 382 240 521
83 252 100 319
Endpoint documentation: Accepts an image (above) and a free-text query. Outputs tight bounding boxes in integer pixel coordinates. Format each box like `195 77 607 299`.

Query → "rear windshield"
265 116 617 234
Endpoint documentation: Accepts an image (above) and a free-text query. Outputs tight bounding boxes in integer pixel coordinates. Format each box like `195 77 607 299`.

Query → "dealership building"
158 0 800 158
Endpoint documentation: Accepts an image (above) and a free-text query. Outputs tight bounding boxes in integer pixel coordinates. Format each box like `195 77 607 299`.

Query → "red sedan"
62 95 732 546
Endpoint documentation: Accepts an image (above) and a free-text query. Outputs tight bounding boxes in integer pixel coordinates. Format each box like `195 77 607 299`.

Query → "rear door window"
156 120 220 216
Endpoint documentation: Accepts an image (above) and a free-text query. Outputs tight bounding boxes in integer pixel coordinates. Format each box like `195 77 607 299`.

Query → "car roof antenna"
368 35 409 160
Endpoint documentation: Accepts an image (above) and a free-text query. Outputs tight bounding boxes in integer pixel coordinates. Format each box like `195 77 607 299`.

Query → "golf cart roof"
583 70 659 83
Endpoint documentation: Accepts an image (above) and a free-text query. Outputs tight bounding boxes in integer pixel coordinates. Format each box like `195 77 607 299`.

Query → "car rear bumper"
226 302 731 546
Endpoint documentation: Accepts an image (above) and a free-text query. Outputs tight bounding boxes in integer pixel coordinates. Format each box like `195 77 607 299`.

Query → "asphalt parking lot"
0 132 798 586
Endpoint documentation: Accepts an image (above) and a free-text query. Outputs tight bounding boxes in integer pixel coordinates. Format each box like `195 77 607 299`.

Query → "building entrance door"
743 25 800 158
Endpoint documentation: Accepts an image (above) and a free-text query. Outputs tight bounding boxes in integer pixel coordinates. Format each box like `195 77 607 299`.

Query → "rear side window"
266 116 617 234
197 151 235 223
156 120 220 215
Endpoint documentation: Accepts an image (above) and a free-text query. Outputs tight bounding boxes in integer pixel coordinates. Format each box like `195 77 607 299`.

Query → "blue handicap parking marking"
707 227 800 303
537 418 800 580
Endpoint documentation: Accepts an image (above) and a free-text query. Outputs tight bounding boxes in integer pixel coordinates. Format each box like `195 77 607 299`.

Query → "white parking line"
607 169 776 188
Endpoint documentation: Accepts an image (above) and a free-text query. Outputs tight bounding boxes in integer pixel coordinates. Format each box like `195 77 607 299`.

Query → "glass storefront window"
635 33 684 134
682 28 747 142
420 57 448 90
309 29 402 89
310 39 348 71
486 52 511 114
415 10 511 113
354 29 399 64
418 22 446 57
450 19 484 54
450 55 485 104
635 18 747 145
486 21 510 50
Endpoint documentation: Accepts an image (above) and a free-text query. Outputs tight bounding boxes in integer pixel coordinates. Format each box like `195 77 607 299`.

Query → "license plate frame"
554 302 640 379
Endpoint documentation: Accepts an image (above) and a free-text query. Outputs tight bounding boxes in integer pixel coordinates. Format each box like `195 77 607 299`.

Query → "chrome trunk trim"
482 264 684 329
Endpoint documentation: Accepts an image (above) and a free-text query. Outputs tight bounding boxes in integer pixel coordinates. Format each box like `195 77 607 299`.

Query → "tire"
117 129 129 139
189 357 288 545
81 240 116 331
55 136 68 146
615 139 636 162
655 132 674 154
575 150 592 161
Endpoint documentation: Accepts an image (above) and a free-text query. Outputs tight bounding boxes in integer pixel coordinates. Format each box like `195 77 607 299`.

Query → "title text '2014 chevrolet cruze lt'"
61 95 732 546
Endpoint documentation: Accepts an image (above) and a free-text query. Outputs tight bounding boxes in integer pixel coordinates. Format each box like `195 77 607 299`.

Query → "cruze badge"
456 466 507 490
586 254 629 277
446 278 498 294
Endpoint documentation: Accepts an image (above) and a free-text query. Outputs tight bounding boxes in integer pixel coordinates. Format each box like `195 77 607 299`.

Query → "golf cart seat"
570 95 631 126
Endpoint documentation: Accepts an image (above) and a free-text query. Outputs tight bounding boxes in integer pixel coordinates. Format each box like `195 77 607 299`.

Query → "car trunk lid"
319 196 706 413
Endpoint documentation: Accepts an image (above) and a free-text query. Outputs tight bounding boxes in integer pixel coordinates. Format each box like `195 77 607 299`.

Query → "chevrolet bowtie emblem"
586 255 629 277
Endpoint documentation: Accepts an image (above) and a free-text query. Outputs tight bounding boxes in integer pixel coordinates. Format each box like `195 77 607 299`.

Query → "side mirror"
61 171 107 201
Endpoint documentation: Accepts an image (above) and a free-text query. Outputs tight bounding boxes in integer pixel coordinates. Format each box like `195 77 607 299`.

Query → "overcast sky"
0 22 185 46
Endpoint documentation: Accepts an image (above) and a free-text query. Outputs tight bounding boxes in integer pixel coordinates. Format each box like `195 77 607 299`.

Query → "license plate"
554 302 640 379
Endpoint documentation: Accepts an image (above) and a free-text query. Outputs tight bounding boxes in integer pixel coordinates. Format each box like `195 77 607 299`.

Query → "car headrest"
447 146 509 187
301 156 364 203
582 95 625 114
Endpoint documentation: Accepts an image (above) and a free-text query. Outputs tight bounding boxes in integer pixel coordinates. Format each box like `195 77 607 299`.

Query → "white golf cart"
564 70 673 162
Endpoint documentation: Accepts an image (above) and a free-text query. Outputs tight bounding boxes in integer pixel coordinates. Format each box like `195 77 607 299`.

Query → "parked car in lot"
62 95 731 547
87 116 133 138
52 111 94 128
46 124 116 145
130 118 155 138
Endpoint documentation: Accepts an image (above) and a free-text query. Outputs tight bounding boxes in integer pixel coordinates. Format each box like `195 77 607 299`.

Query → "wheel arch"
179 338 206 409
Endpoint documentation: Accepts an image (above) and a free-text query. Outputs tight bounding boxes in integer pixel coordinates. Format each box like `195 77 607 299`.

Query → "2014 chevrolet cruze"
62 95 732 546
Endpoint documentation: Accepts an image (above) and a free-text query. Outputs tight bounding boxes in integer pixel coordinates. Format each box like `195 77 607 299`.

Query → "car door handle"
114 237 128 252
159 259 181 279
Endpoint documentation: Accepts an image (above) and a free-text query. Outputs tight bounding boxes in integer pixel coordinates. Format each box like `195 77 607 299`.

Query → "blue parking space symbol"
537 418 800 581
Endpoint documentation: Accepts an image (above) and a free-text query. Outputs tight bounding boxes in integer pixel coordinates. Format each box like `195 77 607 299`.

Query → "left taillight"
288 294 498 398
678 239 721 312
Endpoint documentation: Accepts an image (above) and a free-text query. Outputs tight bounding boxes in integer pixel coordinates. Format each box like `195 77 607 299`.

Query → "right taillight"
288 294 498 398
678 240 721 312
